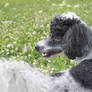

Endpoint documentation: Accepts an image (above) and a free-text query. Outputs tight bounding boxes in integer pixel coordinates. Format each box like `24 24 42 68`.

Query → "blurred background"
0 0 92 74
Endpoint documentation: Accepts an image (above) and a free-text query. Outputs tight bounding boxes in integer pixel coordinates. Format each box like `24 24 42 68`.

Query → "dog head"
35 12 88 59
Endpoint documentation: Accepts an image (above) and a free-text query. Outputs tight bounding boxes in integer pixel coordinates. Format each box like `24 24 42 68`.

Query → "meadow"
0 0 92 74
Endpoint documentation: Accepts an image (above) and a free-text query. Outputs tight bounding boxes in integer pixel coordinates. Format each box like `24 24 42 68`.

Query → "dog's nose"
35 44 40 51
35 44 44 51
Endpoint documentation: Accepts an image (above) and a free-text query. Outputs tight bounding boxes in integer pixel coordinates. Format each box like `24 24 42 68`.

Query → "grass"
0 0 92 74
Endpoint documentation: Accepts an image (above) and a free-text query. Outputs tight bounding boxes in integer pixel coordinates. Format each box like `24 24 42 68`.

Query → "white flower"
74 4 80 8
7 44 12 48
52 3 56 6
48 60 51 63
39 10 43 13
4 3 9 7
13 41 17 45
59 0 66 7
66 5 71 7
28 54 31 57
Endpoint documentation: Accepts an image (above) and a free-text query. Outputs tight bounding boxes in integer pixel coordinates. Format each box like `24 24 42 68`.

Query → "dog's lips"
49 52 63 58
42 50 63 58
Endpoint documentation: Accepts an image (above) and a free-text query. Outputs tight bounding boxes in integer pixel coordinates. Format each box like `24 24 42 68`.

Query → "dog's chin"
42 51 63 58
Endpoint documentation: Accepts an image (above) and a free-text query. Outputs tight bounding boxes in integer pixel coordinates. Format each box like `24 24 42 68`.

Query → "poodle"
35 12 92 60
0 12 92 92
35 12 92 92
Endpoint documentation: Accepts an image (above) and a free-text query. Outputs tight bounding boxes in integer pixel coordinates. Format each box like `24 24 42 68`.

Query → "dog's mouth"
42 50 63 58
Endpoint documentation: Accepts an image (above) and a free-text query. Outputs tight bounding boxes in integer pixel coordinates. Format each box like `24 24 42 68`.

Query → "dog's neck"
76 27 92 63
76 50 92 63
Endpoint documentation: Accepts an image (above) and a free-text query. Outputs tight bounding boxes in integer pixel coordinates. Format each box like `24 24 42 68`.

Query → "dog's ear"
71 23 88 46
65 23 89 59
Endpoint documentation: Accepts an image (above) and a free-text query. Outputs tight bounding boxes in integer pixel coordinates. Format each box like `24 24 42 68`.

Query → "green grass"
0 0 92 74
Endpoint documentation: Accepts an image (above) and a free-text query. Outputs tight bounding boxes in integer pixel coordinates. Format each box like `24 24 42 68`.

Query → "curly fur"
0 58 50 92
0 58 92 92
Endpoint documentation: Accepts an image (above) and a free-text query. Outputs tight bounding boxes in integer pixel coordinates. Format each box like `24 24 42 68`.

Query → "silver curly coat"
0 58 91 92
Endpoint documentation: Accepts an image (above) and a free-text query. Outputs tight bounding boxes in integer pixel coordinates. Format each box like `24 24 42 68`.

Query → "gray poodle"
0 12 92 92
